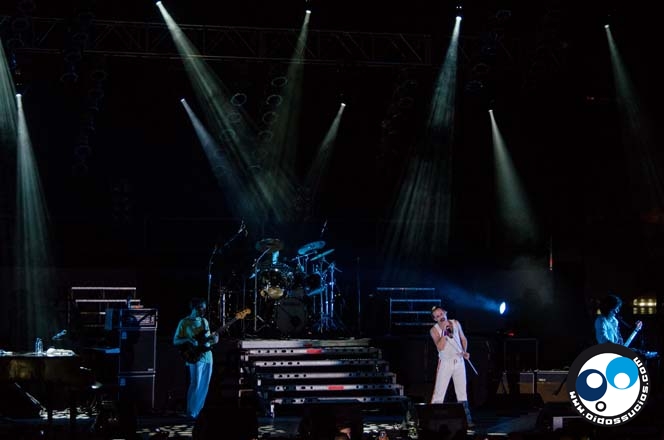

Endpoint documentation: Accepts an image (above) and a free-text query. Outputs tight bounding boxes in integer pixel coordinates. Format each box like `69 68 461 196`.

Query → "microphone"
52 329 67 340
616 315 633 330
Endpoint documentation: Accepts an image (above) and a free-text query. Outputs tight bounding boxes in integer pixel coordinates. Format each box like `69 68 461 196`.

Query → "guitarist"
594 294 642 346
173 297 219 419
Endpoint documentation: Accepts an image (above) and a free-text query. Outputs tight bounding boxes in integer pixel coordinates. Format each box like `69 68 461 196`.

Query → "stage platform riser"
240 338 409 416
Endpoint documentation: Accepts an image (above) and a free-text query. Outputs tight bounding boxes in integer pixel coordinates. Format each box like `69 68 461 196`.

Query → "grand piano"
0 349 96 433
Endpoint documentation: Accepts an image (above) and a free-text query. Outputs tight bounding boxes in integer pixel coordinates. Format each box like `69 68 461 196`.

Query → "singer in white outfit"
429 306 474 427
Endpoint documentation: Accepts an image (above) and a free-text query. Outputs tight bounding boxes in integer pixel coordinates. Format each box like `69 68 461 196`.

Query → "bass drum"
274 298 308 336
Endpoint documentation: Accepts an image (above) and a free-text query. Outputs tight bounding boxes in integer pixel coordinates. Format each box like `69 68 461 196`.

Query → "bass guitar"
623 320 642 348
179 308 251 363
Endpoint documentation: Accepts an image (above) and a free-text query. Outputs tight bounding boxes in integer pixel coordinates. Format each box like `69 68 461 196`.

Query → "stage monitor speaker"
90 399 137 439
119 327 156 373
118 374 155 413
414 403 467 440
297 404 364 440
536 402 586 433
193 404 258 440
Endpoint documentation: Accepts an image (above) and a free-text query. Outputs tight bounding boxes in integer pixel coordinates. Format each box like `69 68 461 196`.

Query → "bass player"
173 297 219 419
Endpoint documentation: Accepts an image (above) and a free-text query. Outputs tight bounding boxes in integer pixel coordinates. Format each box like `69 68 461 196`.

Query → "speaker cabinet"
498 371 535 394
414 403 467 440
536 370 569 403
118 374 155 413
119 327 156 373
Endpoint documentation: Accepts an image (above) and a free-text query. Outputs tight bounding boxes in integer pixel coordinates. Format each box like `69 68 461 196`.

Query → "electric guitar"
623 320 643 348
179 308 251 363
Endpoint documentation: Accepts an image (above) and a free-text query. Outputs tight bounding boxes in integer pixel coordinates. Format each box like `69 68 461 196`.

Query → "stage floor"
1 391 663 439
0 407 540 439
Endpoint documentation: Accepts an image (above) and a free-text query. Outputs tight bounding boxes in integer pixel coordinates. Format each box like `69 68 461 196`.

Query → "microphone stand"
443 324 479 376
253 247 272 333
207 246 217 325
208 223 247 327
616 315 633 330
356 257 361 335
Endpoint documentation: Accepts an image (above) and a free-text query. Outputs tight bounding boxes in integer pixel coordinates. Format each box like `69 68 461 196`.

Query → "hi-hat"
256 238 283 253
298 240 325 255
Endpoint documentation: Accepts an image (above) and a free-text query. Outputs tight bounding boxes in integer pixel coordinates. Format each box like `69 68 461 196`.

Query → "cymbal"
298 240 325 255
255 238 283 253
310 248 334 261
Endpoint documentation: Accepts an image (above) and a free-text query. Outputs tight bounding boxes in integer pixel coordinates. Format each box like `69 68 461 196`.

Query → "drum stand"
312 261 346 334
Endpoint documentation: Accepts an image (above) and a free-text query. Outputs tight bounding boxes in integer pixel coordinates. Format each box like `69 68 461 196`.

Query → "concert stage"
2 335 663 439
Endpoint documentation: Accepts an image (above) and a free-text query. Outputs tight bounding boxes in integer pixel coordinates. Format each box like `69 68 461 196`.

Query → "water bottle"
35 338 43 355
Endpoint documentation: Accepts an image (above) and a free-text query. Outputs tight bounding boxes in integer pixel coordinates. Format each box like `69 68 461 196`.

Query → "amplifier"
106 308 158 330
536 370 569 403
498 371 535 394
119 327 157 373
118 374 155 413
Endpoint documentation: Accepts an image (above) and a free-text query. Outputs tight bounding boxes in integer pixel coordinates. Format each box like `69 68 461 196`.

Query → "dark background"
1 0 663 376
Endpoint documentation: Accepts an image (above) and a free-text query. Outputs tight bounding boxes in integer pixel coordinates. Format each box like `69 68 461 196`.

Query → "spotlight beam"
384 17 461 274
489 110 538 244
14 94 57 350
305 103 346 197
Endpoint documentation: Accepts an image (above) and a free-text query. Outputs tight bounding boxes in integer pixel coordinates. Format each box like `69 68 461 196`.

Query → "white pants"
431 357 468 403
187 361 212 418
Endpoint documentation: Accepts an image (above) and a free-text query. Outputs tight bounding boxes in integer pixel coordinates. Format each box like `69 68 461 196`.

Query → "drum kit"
247 237 345 336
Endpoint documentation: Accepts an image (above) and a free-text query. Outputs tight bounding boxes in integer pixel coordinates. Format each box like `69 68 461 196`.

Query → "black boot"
461 400 475 428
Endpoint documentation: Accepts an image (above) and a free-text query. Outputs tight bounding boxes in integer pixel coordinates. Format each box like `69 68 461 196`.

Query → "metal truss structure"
1 15 526 70
1 15 433 67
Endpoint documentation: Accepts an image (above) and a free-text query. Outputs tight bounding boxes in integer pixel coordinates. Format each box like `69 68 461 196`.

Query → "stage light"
16 93 22 99
305 10 311 15
340 103 346 107
604 24 610 29
455 5 463 19
180 98 185 103
155 1 162 5
231 92 248 107
499 302 507 315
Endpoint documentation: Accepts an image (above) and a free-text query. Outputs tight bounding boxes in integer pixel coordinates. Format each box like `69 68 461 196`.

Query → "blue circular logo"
567 343 650 426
